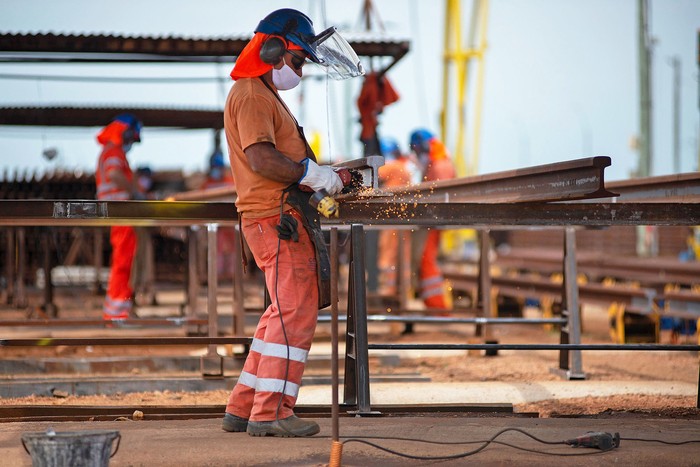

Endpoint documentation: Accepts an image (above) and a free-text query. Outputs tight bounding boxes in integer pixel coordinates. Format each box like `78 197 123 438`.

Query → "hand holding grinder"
298 157 376 218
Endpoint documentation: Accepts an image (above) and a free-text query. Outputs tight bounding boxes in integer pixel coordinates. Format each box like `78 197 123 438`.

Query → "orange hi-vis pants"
420 229 448 309
226 210 319 422
104 226 136 319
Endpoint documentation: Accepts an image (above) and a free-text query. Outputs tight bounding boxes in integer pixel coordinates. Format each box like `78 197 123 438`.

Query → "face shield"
311 27 365 80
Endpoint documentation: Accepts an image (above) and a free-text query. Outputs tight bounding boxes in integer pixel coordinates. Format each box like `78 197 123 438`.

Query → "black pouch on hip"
283 184 331 310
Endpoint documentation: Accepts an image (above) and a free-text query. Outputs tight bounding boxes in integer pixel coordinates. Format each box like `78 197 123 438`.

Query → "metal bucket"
21 429 121 467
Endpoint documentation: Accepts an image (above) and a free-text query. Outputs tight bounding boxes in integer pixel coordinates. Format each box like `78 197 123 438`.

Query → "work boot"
247 415 320 437
222 413 248 432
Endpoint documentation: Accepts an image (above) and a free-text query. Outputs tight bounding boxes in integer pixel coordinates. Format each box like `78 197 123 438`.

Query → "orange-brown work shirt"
224 77 307 218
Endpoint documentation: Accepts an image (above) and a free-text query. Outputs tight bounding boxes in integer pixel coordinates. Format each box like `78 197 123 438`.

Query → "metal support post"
187 226 200 317
558 227 585 379
476 229 493 341
201 223 223 377
231 226 246 337
330 228 340 442
93 228 104 294
4 228 14 304
343 224 378 415
41 229 58 317
15 227 26 309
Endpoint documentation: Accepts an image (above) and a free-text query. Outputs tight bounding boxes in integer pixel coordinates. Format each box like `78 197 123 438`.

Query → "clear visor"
312 27 365 80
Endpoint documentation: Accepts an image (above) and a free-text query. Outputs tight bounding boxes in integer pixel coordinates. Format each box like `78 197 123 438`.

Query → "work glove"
299 158 344 196
276 213 299 242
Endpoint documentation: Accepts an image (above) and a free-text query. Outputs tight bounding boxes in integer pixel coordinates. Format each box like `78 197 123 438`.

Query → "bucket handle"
110 433 122 458
21 439 29 456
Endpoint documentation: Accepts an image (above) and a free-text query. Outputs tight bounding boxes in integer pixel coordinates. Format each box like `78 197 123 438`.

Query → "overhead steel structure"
0 32 410 129
0 105 224 129
0 32 410 67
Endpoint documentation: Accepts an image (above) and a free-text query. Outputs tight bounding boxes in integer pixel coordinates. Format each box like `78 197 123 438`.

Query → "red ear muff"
259 36 287 65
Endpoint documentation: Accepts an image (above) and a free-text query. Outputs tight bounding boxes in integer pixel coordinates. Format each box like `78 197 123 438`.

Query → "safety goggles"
286 50 307 70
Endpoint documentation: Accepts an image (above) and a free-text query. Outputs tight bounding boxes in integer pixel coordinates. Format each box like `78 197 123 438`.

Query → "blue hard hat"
255 8 321 63
379 137 401 158
210 152 225 168
409 128 435 152
114 113 143 142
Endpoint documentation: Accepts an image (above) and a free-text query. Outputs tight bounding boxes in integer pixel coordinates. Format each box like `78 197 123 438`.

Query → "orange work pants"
377 229 399 295
226 210 319 422
104 226 136 318
420 229 448 309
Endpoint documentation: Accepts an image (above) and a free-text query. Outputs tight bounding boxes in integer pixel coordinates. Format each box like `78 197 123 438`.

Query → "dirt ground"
2 297 698 419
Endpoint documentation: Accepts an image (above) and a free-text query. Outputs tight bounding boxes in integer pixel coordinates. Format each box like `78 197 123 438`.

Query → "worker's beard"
272 63 302 90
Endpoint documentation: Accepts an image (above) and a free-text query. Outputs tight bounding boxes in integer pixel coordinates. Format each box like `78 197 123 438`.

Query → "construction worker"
200 138 236 280
202 130 234 190
409 128 456 310
377 137 420 296
95 113 143 320
220 8 362 437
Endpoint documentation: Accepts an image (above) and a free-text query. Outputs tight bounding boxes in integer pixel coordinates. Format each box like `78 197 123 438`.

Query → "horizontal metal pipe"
317 315 565 325
0 318 207 327
0 337 251 346
368 343 700 351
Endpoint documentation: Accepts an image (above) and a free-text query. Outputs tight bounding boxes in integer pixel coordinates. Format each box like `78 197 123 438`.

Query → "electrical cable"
620 437 700 445
273 195 293 433
340 428 614 460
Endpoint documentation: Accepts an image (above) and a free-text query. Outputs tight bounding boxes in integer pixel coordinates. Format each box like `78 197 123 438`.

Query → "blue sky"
0 0 698 181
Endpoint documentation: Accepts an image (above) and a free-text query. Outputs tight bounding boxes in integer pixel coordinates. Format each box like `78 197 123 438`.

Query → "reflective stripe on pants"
226 210 319 422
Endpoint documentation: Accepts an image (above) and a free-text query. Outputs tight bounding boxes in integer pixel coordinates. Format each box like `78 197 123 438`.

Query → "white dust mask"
272 63 302 90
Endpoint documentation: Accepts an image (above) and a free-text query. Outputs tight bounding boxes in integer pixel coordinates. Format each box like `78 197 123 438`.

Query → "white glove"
298 158 344 195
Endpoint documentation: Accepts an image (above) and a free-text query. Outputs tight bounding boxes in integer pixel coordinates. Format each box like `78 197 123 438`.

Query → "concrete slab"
297 380 698 406
2 416 698 466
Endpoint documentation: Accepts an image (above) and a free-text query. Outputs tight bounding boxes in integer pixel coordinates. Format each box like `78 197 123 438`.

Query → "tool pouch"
284 184 331 309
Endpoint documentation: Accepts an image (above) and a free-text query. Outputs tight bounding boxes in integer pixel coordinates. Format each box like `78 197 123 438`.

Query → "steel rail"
1 200 697 227
600 172 700 203
0 403 518 423
376 156 617 203
0 200 236 227
335 202 700 226
491 256 700 287
444 270 656 308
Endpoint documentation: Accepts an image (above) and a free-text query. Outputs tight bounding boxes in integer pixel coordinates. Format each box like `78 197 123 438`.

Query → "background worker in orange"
409 128 456 310
200 134 237 280
95 114 143 320
377 137 420 296
220 9 362 437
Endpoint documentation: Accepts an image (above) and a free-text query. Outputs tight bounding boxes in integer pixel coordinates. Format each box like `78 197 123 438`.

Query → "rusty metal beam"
604 172 700 203
490 248 700 287
0 106 223 129
381 156 617 203
0 200 697 227
336 202 700 226
0 200 236 227
0 33 410 63
445 270 656 308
